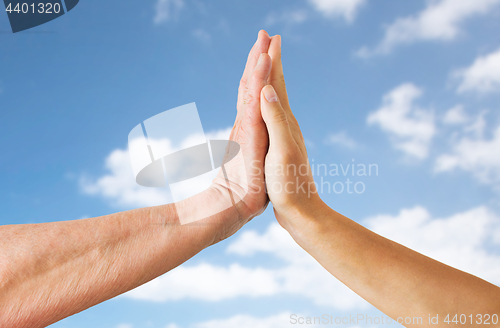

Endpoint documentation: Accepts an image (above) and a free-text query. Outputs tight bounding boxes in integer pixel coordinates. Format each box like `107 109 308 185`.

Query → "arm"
0 191 233 327
0 30 274 328
261 35 500 327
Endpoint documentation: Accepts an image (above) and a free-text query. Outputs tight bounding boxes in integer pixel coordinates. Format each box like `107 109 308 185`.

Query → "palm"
211 31 273 224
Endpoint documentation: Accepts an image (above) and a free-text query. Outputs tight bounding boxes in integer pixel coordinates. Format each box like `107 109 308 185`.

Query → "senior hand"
206 30 273 240
0 31 277 328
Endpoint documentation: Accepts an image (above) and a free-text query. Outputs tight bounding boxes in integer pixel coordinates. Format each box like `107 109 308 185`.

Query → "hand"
259 37 325 238
204 30 273 240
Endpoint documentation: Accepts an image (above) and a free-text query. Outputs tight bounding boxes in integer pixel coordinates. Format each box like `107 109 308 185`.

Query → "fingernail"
263 85 278 103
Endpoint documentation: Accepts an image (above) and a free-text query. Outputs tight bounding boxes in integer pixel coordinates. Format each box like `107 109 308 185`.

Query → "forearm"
0 187 232 328
257 30 500 327
0 29 272 328
283 201 500 327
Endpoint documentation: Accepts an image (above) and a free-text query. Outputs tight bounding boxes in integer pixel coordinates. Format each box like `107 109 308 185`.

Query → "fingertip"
268 35 282 59
258 30 269 38
274 35 281 47
258 30 272 50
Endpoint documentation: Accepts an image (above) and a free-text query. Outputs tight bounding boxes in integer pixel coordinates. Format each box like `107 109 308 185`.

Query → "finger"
244 53 272 112
261 85 293 148
268 35 304 143
238 30 271 109
232 53 272 143
243 30 271 86
267 35 290 110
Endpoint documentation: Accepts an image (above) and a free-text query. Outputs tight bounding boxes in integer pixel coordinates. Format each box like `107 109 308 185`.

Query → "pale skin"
0 31 273 328
1 30 499 328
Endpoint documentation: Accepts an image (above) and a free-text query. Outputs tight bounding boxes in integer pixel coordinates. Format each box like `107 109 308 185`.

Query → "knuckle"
279 74 285 84
251 67 267 82
244 93 255 106
277 151 295 166
272 110 288 125
271 74 286 87
239 77 247 88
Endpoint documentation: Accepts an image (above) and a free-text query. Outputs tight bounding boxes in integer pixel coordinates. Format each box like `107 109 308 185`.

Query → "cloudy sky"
1 0 500 327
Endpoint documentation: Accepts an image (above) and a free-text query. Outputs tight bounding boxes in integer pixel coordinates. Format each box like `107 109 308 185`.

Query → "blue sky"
1 0 500 327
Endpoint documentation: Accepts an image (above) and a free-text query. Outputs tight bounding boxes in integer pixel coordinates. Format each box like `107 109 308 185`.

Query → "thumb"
261 85 293 147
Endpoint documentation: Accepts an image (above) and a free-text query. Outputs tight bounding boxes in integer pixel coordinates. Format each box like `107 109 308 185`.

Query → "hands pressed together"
1 30 499 328
208 30 322 242
199 30 500 327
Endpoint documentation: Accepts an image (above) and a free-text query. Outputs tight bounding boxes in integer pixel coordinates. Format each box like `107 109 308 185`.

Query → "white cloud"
442 105 469 125
169 313 364 328
126 223 370 310
325 131 358 149
154 0 184 24
435 119 500 185
80 147 172 208
125 262 280 302
265 9 308 26
124 205 500 309
367 83 436 159
265 0 363 27
226 223 310 264
192 312 300 328
192 29 211 44
308 0 366 22
365 206 500 284
227 224 371 310
205 127 232 140
116 324 133 328
165 324 181 328
454 47 500 94
166 313 321 328
357 0 500 57
81 127 232 208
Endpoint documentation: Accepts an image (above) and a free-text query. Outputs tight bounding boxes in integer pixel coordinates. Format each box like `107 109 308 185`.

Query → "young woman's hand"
259 36 326 239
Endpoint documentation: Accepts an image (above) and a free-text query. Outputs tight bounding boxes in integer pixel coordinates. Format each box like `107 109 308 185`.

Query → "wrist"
276 195 332 248
164 185 246 246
